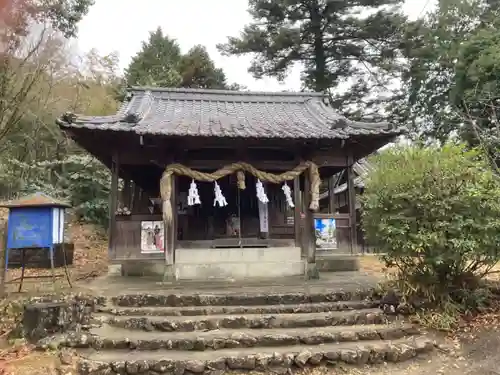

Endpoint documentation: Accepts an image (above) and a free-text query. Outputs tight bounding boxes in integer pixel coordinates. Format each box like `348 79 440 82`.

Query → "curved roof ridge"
129 90 154 124
305 98 353 129
308 99 393 130
129 86 325 98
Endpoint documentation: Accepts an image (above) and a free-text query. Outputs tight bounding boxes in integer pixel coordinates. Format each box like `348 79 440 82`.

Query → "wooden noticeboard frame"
313 213 351 252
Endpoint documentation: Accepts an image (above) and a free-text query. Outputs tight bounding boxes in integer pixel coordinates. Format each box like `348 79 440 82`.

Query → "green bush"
361 143 500 307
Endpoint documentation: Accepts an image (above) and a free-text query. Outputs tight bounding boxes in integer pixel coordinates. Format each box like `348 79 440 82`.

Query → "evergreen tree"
217 0 407 119
400 0 500 142
180 45 228 89
125 27 183 87
125 28 242 90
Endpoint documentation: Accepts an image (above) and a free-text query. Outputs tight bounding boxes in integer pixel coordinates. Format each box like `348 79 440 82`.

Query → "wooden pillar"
0 221 7 296
293 176 301 247
163 174 177 281
303 171 319 279
131 183 141 212
122 178 131 210
328 176 335 213
347 157 358 254
172 175 178 256
108 153 119 259
165 175 177 263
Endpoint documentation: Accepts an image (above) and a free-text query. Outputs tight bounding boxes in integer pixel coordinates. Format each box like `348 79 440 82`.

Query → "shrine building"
57 87 403 280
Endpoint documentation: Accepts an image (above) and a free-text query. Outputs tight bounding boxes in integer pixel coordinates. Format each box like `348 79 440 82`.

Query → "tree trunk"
310 2 328 92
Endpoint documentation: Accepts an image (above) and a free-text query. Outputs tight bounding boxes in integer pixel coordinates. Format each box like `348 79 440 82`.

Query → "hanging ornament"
187 179 201 206
213 181 228 207
256 179 269 204
282 182 295 208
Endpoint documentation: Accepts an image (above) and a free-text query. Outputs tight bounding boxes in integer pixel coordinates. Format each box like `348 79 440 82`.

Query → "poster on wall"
140 221 164 253
314 218 337 249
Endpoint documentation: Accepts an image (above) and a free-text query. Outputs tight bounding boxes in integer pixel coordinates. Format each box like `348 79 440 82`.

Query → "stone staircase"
63 289 434 375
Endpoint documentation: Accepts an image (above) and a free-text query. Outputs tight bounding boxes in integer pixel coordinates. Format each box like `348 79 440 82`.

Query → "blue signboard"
7 207 52 249
314 217 337 249
1 193 72 292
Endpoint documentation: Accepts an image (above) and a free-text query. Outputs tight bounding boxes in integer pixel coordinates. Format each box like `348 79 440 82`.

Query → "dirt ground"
2 242 500 374
352 256 500 375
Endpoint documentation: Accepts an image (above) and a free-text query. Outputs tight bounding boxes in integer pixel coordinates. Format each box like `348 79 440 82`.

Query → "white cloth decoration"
256 179 269 204
282 182 295 208
213 181 227 207
187 179 201 206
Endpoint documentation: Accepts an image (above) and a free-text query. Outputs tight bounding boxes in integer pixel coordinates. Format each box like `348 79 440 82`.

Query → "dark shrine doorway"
215 174 259 239
176 174 260 241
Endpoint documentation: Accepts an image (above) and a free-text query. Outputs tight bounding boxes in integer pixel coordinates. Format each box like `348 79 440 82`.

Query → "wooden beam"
131 182 140 213
328 176 335 213
122 179 131 209
164 175 177 267
303 171 319 279
119 155 306 171
116 145 301 165
173 175 178 254
108 152 119 260
119 153 348 170
311 151 348 167
347 153 358 254
293 176 301 247
71 129 350 169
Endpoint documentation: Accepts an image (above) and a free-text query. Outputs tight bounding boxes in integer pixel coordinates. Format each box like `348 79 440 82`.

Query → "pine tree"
217 0 407 118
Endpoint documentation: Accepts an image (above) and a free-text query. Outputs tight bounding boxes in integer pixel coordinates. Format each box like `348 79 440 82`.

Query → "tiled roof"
56 87 404 140
0 192 70 208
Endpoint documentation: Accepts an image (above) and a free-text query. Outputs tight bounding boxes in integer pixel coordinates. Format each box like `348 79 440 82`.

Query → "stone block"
316 255 360 272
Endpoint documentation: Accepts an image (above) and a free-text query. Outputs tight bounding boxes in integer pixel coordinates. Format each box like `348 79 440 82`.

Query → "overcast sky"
76 0 435 91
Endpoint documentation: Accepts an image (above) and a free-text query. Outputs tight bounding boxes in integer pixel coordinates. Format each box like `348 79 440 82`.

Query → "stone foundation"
22 295 106 341
174 246 304 280
316 254 360 272
60 324 417 351
107 264 122 276
120 247 306 280
98 300 380 316
77 337 435 375
103 308 389 332
112 289 381 307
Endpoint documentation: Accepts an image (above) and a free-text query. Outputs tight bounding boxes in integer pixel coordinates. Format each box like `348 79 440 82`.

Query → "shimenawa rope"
160 161 320 224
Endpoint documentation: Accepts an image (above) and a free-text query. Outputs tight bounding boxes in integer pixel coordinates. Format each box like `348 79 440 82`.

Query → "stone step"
98 300 380 317
112 289 380 308
95 308 389 332
76 336 435 375
60 323 419 351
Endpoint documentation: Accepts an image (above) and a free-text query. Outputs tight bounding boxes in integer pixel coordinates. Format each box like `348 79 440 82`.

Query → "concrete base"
107 264 122 276
316 254 360 272
121 261 165 277
115 250 359 280
174 246 304 280
119 247 304 280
